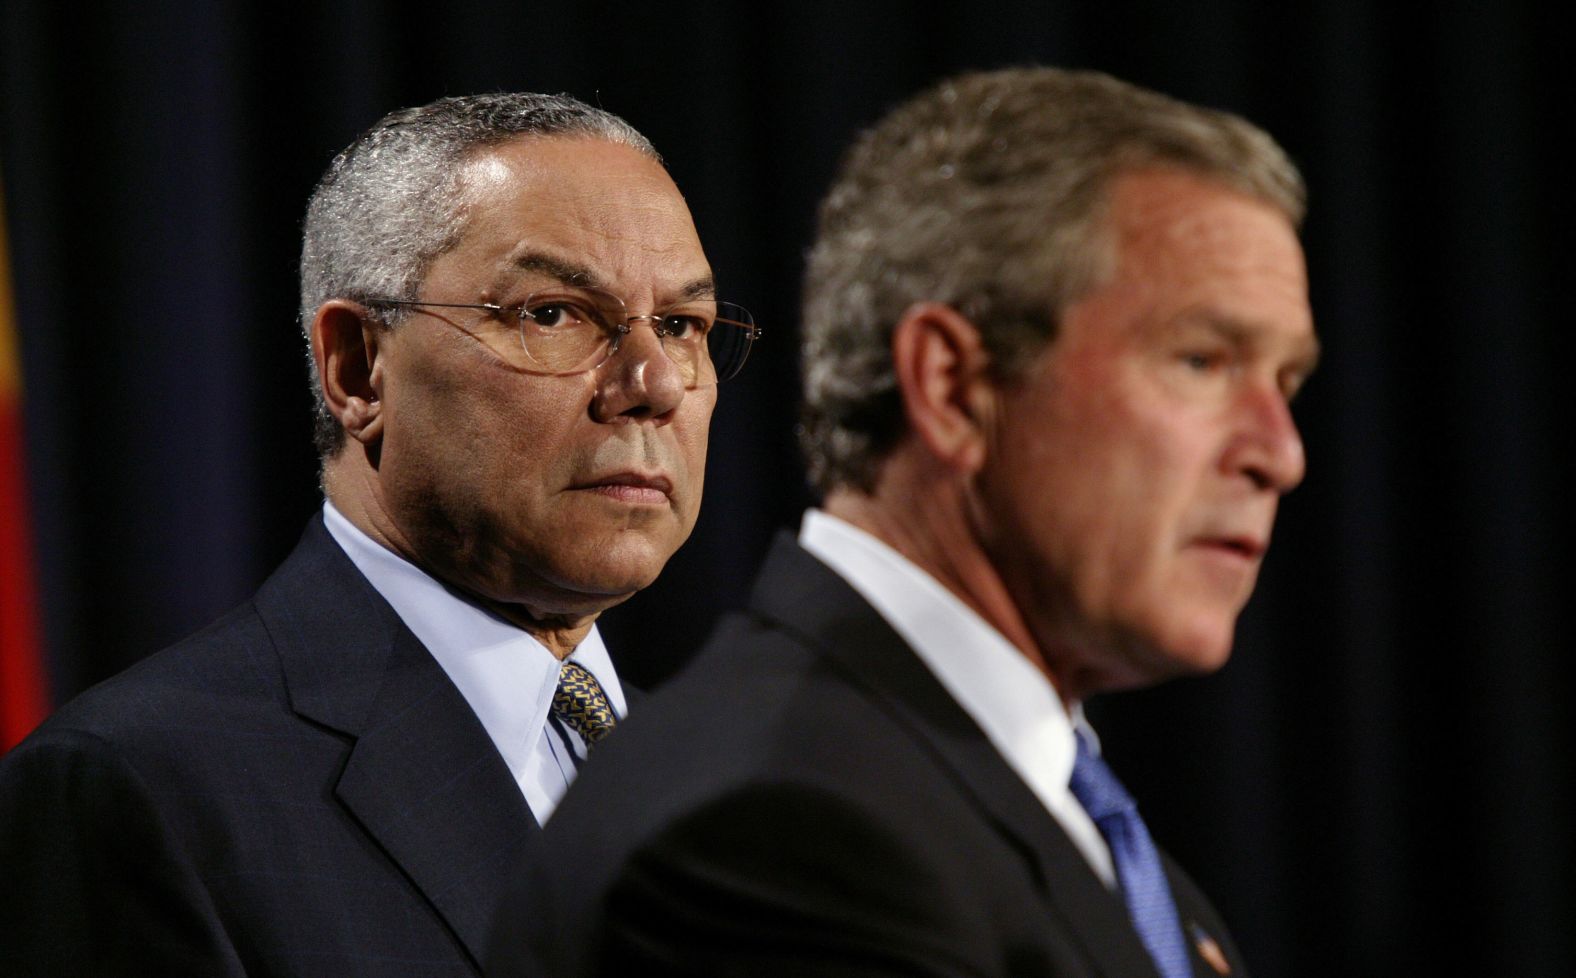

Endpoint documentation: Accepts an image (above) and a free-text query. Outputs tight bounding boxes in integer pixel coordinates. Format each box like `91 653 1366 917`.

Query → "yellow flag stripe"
0 177 20 400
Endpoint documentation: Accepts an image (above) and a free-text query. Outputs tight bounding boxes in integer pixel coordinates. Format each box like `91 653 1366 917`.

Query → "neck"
484 603 595 660
823 459 1074 710
323 454 598 661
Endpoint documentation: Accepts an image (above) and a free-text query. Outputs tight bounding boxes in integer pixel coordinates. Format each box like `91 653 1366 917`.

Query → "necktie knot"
1068 731 1138 824
552 661 618 747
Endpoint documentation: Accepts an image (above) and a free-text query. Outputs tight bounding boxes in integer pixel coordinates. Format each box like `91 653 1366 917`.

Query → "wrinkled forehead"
429 135 710 301
456 133 671 205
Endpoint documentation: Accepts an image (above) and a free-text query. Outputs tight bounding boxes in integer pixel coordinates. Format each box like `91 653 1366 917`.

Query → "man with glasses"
504 67 1315 977
0 93 754 977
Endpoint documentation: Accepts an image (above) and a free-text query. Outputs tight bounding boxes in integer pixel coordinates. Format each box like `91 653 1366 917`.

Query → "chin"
1153 617 1238 676
1093 606 1236 687
506 574 645 620
550 549 676 603
543 561 659 602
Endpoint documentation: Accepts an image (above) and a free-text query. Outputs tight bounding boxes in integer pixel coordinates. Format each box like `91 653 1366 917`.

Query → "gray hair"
800 66 1306 495
299 92 660 457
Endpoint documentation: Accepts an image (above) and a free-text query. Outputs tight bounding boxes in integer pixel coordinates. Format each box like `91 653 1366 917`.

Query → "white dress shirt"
323 502 626 824
799 509 1116 887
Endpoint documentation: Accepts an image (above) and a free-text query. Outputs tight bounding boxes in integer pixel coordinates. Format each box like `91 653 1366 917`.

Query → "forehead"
1045 167 1315 359
442 135 708 292
1101 168 1310 318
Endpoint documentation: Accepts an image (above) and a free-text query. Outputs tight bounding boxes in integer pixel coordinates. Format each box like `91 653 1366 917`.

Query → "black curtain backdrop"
3 2 1569 975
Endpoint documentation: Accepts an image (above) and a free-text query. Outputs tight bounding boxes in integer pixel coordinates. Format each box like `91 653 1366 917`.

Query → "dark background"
3 2 1569 975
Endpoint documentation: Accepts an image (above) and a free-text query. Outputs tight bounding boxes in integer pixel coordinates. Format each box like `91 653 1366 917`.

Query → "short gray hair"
299 92 660 457
800 66 1305 495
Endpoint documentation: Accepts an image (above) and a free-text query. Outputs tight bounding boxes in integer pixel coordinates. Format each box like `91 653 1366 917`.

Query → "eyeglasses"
365 286 760 387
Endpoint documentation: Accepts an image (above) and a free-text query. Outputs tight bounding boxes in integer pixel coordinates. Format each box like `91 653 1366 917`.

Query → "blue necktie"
1068 730 1192 978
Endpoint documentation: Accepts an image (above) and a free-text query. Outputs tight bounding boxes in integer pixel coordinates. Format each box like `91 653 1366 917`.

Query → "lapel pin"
1188 921 1232 976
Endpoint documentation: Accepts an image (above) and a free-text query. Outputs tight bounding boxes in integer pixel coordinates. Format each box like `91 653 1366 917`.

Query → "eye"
523 301 593 331
657 312 712 340
1180 349 1228 372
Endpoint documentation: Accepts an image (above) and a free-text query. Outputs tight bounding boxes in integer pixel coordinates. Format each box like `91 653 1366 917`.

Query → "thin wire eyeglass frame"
363 290 761 386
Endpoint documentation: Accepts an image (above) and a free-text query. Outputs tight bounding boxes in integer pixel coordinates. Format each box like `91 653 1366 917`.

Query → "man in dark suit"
504 67 1318 977
0 93 756 976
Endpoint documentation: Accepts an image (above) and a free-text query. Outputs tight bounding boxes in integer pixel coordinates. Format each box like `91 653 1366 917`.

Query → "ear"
310 299 386 445
890 302 996 474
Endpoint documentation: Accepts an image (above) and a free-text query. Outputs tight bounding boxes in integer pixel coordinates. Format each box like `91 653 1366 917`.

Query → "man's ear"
311 300 386 445
890 302 996 474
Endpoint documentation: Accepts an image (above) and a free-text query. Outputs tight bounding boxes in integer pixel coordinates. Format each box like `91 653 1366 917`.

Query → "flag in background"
0 175 50 751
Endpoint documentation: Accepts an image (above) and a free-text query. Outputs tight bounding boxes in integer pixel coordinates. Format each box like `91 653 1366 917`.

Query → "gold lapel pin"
1188 921 1232 976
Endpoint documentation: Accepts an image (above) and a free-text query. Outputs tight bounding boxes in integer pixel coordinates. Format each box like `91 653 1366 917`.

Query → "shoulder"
578 609 903 797
530 774 1011 978
0 595 304 861
534 611 1012 935
19 515 379 761
26 597 282 751
543 603 919 849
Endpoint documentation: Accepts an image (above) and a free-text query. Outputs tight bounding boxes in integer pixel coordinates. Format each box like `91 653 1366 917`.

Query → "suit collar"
255 514 536 970
799 509 1091 854
749 532 1164 978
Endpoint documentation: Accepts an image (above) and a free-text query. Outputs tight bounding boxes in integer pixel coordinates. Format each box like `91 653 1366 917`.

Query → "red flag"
0 176 50 751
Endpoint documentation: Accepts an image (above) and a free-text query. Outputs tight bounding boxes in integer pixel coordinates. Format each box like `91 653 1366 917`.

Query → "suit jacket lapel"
256 516 536 970
748 533 1161 978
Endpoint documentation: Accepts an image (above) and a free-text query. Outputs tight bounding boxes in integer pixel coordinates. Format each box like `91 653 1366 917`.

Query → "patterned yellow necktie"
552 661 619 747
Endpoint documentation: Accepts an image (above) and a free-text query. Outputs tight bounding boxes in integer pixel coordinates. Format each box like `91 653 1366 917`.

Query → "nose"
589 318 688 423
1224 381 1306 493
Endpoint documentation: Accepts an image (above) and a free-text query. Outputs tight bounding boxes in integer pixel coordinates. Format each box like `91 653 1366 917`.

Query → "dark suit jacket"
0 516 535 977
502 534 1248 978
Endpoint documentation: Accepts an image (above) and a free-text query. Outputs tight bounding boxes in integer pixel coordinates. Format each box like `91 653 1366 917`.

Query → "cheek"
393 358 590 492
1103 423 1207 574
1031 403 1197 597
672 393 716 512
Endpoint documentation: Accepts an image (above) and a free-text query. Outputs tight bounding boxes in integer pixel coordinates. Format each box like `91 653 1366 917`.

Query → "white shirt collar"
798 508 1114 886
322 502 625 821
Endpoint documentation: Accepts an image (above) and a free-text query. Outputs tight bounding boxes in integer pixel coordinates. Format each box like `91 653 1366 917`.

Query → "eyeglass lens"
516 288 755 385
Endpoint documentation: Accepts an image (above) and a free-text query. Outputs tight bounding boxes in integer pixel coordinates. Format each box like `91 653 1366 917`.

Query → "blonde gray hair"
800 66 1305 494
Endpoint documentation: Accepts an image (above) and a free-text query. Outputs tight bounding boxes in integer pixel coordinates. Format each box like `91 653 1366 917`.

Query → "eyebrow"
510 251 604 289
1177 311 1322 375
509 250 717 303
674 277 718 301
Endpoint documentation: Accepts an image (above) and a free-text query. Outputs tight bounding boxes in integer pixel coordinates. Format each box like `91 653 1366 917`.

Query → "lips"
571 471 674 504
1193 534 1266 560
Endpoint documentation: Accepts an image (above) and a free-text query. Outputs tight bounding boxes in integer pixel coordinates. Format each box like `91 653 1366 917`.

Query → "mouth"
1194 535 1266 561
571 471 674 506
